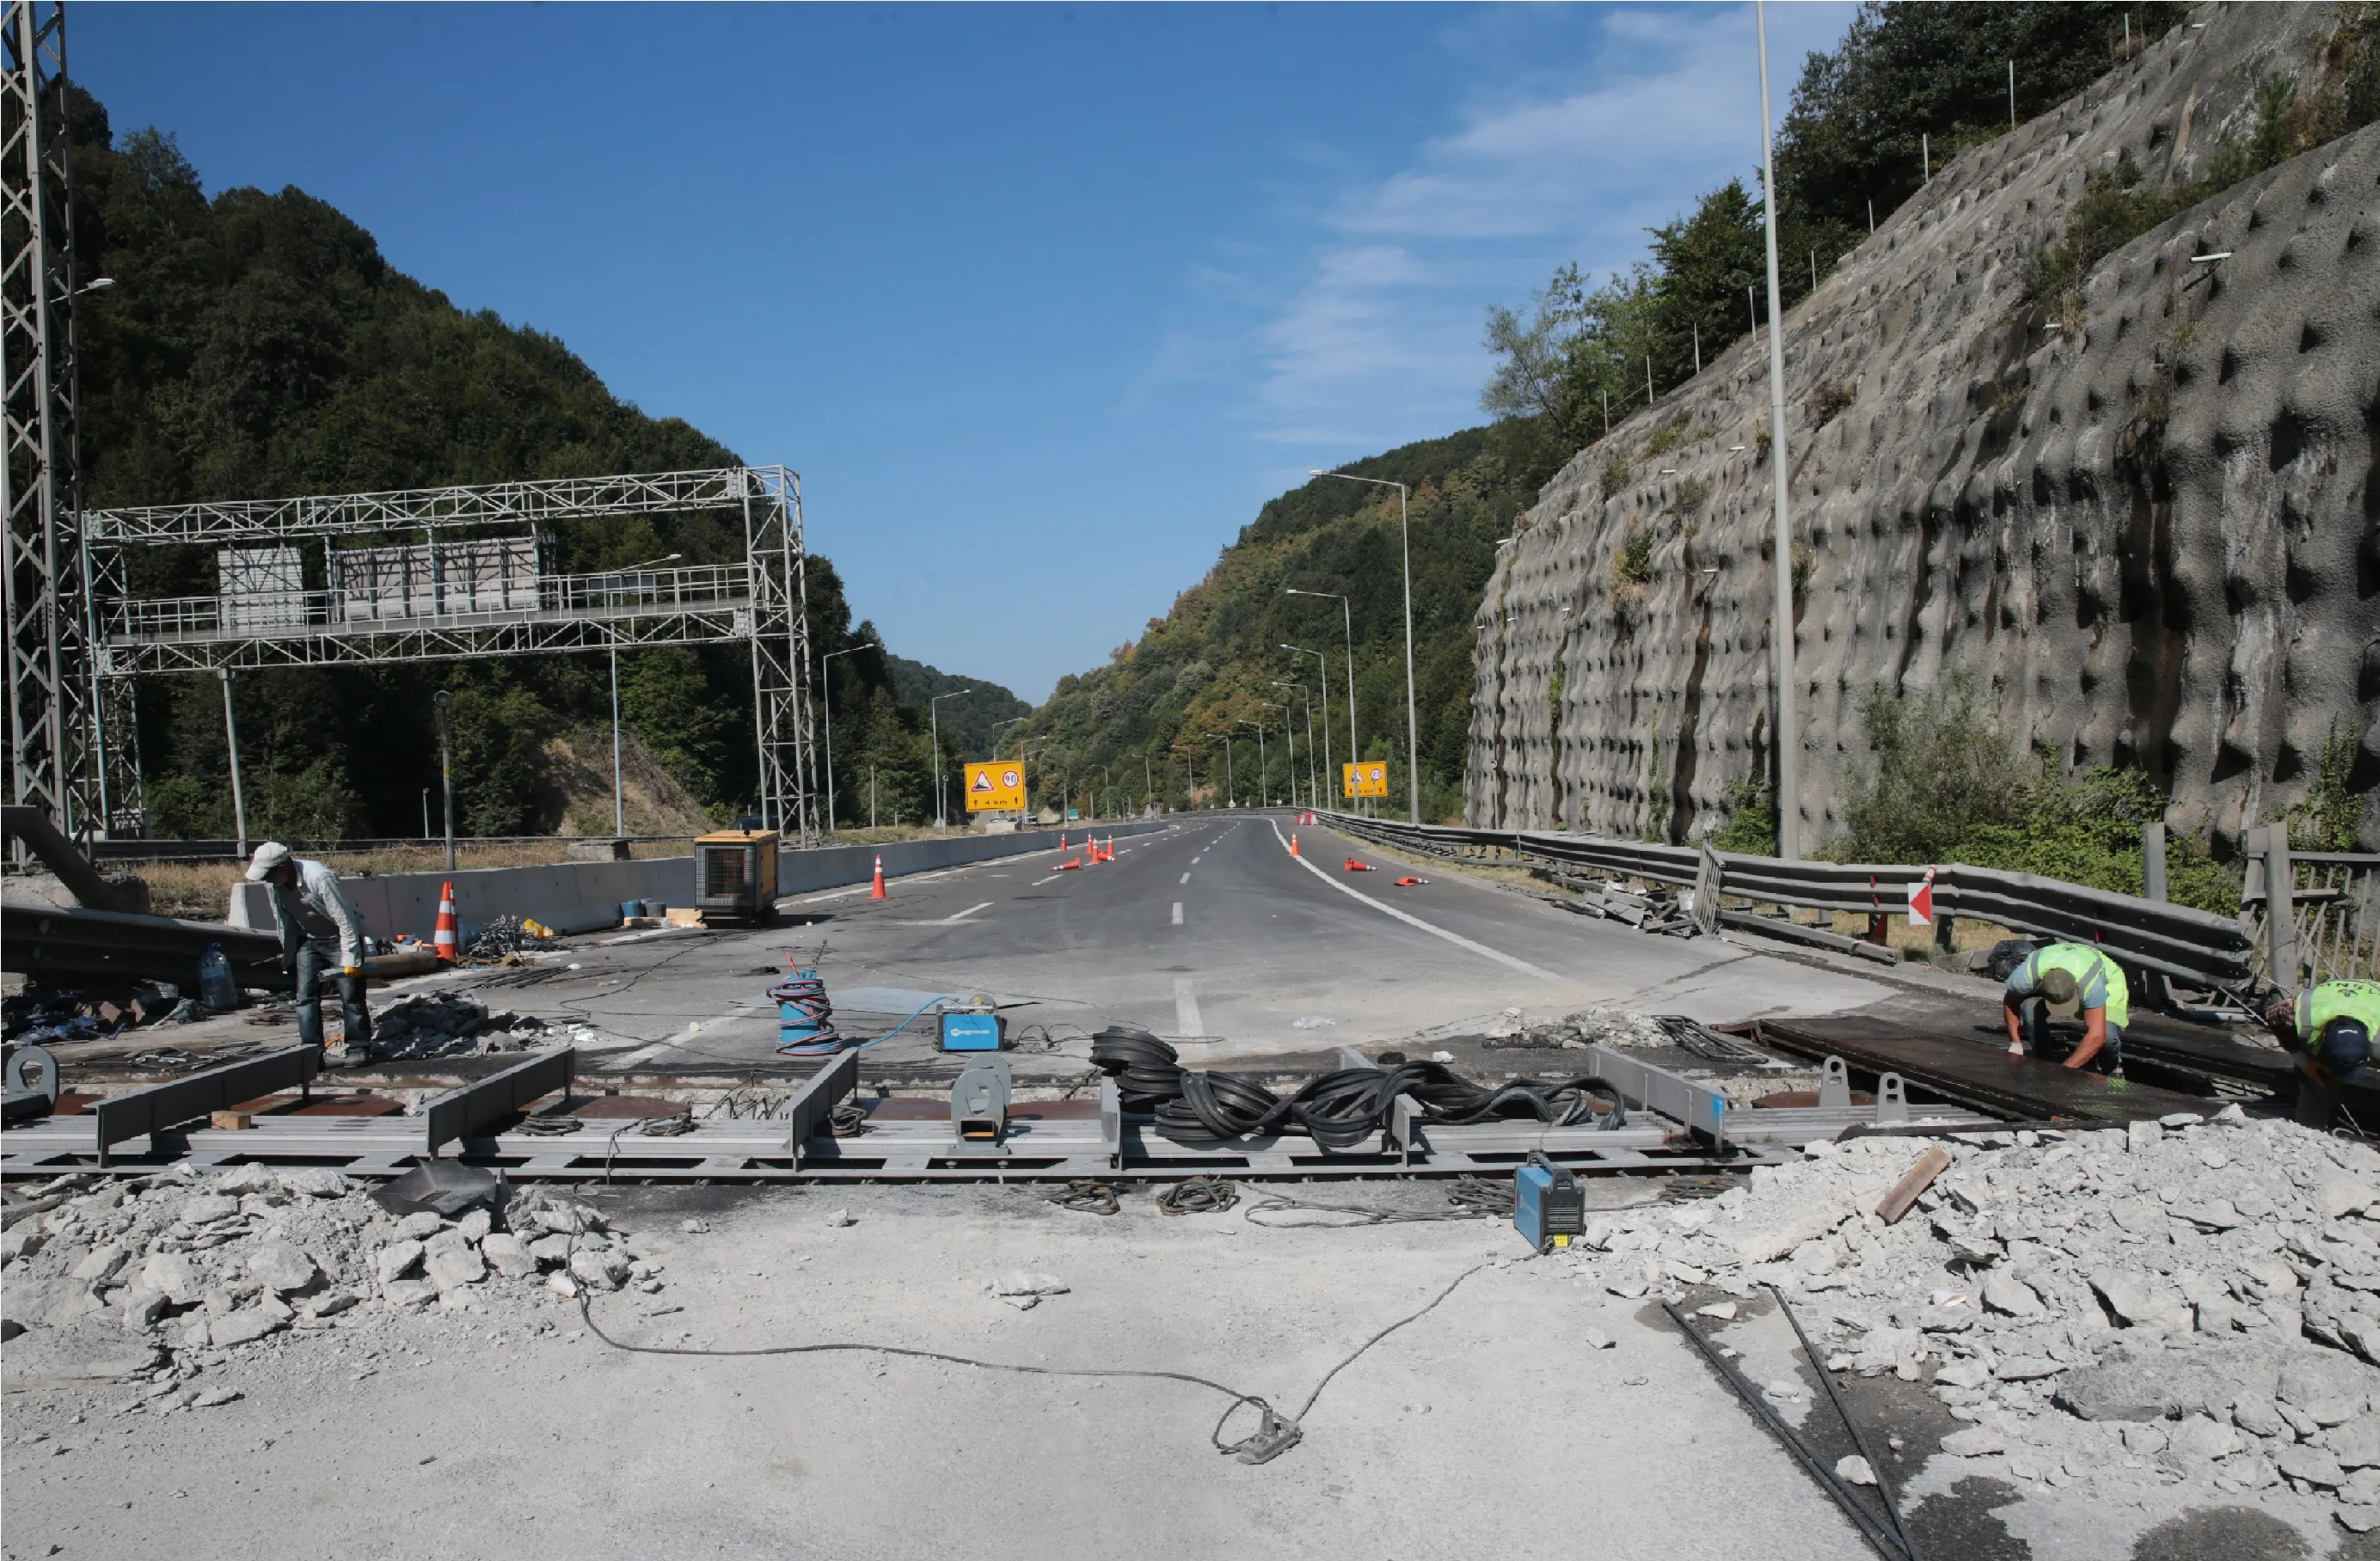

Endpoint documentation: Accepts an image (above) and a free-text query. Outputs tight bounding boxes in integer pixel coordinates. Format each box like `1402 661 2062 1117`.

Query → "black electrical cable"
571 1253 1492 1464
1046 1180 1121 1215
1155 1176 1238 1215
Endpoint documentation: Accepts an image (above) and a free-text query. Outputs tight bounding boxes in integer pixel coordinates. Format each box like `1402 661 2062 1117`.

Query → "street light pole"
1310 472 1418 823
1260 701 1295 809
1223 735 1235 808
929 688 972 829
220 670 248 860
1756 0 1802 860
433 689 455 872
1280 646 1331 804
819 636 880 834
1237 720 1268 807
1271 682 1315 808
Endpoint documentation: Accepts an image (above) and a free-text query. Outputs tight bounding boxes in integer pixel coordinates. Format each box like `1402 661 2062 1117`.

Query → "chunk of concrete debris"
138 1252 204 1305
208 1307 287 1348
1836 1454 1877 1486
374 1240 425 1286
2325 1166 2380 1221
394 1212 445 1242
381 1280 437 1309
480 1233 538 1278
568 1250 629 1291
680 1219 710 1234
1940 1428 2006 1458
988 1270 1069 1310
1696 1301 1739 1321
455 1209 494 1243
824 1209 856 1228
278 1166 349 1198
1982 1273 2044 1318
191 1387 242 1408
2279 1448 2349 1489
425 1244 487 1292
180 1193 239 1225
245 1242 318 1295
1580 1328 1614 1350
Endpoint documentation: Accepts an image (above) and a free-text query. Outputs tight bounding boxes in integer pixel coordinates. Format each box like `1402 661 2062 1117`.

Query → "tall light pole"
929 688 972 828
1756 0 1801 859
1259 701 1295 810
433 689 455 872
1221 734 1236 807
1236 719 1268 807
1310 471 1418 823
604 551 680 837
1271 682 1316 808
819 634 878 834
220 670 248 860
1280 646 1331 804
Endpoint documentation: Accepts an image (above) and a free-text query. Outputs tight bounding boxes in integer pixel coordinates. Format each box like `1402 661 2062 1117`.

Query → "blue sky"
77 2 1852 701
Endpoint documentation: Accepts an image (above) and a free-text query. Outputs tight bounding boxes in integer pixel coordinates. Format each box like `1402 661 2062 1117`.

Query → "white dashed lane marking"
1179 872 1190 885
1171 903 1183 926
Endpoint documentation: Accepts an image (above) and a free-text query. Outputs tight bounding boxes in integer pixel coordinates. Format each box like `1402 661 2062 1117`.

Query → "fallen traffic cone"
433 882 459 962
1289 833 1300 858
869 854 887 899
1346 858 1372 872
1056 858 1083 871
1394 876 1427 886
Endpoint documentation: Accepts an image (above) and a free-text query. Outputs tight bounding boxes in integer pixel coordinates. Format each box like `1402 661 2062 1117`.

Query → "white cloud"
1246 1 1855 457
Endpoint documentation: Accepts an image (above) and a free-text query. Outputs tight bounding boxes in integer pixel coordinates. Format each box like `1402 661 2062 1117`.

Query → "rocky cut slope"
1466 4 2375 853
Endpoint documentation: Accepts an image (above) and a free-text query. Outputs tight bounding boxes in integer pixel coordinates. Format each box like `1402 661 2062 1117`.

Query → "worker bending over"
246 842 374 1052
2267 979 2380 1131
2003 942 2129 1074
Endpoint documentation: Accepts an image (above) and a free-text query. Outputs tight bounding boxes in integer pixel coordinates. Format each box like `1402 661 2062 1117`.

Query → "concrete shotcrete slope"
1468 5 2374 853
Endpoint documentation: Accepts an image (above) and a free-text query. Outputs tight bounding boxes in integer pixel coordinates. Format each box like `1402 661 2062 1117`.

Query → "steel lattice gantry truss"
3 1 111 837
83 465 823 844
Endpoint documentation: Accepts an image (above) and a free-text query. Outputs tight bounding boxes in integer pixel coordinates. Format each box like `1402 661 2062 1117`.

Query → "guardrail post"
2138 822 2172 1009
2267 822 2298 990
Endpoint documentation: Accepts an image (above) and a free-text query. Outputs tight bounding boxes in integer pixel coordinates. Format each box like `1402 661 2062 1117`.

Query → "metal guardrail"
2242 825 2377 989
84 834 699 863
1 899 291 992
1317 811 2255 989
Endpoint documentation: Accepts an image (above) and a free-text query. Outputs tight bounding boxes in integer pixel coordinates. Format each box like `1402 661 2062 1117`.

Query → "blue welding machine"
1513 1151 1585 1252
938 1005 1003 1052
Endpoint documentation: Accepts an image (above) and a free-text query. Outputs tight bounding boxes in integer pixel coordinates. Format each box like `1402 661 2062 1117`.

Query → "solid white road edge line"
1266 817 1561 983
1171 902 1183 925
1173 976 1203 1037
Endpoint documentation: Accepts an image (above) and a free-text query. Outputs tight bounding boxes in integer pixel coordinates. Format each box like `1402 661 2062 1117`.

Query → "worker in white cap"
245 842 374 1051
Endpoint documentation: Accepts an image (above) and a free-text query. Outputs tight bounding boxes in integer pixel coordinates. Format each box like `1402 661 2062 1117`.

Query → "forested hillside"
64 86 978 840
1015 425 1559 820
882 657 1029 762
1023 3 2183 822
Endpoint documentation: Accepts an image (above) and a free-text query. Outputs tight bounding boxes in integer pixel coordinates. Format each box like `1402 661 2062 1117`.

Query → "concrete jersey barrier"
226 823 1169 944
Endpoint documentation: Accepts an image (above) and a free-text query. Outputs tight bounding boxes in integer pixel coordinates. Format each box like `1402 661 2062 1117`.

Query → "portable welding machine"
938 996 1004 1052
1513 1150 1585 1252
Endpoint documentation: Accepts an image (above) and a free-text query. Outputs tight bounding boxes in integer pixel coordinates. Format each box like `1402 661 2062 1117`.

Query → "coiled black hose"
1093 1036 1626 1149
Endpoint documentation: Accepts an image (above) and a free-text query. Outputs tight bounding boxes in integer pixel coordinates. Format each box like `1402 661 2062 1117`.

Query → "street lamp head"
1308 468 1327 477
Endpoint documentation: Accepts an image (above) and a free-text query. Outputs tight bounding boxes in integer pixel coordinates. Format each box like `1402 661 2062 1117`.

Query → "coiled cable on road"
770 969 843 1057
1095 1040 1626 1149
1045 1179 1121 1215
1155 1176 1238 1215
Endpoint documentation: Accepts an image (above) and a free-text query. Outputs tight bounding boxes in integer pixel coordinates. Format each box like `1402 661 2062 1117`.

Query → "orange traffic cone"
1059 832 1067 851
433 882 459 962
1346 857 1371 872
1290 833 1300 858
869 854 886 900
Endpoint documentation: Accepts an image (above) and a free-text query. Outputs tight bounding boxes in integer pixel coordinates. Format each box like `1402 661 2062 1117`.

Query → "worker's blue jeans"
293 940 373 1050
2015 995 2121 1074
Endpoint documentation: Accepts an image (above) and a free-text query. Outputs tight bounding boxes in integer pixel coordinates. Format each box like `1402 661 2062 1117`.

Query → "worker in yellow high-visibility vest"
2003 942 2129 1074
2265 980 2380 1130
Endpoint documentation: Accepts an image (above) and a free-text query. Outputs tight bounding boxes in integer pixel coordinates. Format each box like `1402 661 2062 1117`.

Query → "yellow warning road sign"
965 761 1027 811
1343 762 1389 799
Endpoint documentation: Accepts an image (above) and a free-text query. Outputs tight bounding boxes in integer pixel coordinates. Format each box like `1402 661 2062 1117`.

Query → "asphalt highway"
519 811 1888 1078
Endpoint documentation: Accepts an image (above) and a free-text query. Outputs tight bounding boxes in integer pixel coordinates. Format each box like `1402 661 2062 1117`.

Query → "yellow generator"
693 829 780 924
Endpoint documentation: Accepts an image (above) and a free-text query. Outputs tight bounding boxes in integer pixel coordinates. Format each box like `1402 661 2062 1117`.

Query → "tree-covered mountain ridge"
62 85 1001 840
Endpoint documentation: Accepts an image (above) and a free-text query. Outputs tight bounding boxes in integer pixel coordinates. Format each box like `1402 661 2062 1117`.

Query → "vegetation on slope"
1014 425 1560 821
64 87 981 840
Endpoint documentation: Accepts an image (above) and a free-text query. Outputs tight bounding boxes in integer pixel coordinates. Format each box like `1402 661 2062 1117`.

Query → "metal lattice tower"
3 0 107 839
84 466 822 845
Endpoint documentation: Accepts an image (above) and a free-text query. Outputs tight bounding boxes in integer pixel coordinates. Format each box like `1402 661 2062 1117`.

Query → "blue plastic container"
619 900 643 921
199 943 240 1011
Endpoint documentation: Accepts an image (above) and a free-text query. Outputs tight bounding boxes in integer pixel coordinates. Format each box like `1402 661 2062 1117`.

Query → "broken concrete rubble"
1556 1111 2380 1533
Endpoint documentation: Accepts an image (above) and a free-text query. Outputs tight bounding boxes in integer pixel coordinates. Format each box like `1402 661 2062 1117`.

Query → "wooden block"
210 1110 255 1131
1875 1145 1953 1225
665 907 703 927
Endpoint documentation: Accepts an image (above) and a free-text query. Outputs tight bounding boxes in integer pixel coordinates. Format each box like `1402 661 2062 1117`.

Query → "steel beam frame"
75 465 819 843
3 0 100 839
